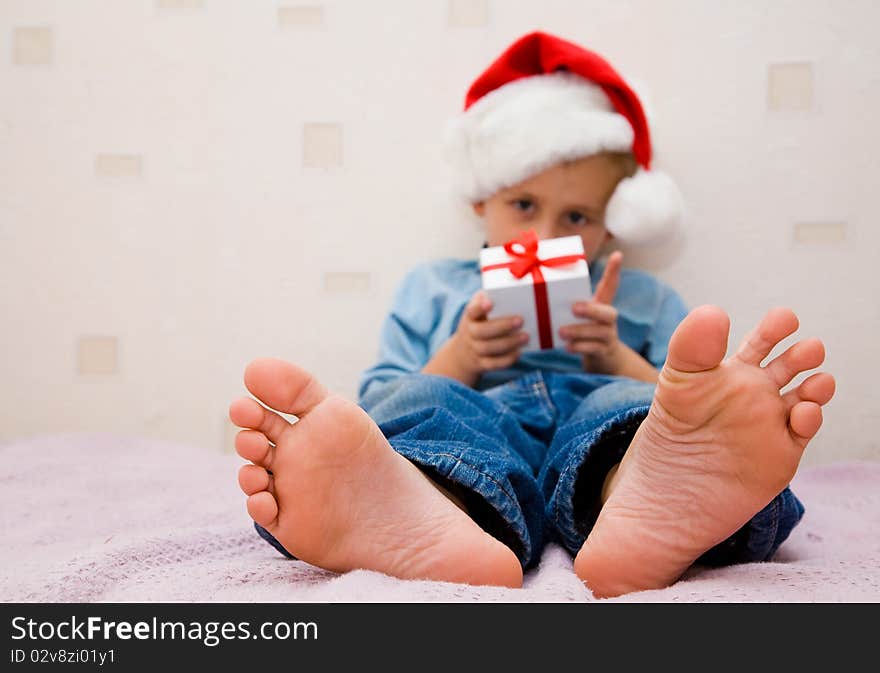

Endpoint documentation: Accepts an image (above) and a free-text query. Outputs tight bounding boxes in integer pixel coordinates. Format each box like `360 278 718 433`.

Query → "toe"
765 337 825 389
783 372 836 412
244 358 329 417
235 429 276 468
238 464 272 495
247 491 279 528
789 401 823 444
735 307 799 366
664 305 730 374
229 397 292 446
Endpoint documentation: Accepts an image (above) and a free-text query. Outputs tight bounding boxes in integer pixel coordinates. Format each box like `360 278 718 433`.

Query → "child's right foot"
575 305 835 597
229 359 523 588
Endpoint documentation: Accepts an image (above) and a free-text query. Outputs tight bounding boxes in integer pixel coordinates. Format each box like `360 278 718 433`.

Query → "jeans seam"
529 377 556 425
553 437 585 536
749 496 779 561
763 496 781 559
551 407 647 541
404 449 523 520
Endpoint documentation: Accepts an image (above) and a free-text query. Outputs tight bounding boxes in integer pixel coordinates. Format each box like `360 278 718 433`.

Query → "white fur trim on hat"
444 72 633 204
604 169 684 245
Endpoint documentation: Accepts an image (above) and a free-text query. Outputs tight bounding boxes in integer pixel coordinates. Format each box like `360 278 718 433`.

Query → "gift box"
479 230 592 352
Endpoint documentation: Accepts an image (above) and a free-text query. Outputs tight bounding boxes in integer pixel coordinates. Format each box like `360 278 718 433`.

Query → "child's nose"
534 222 562 241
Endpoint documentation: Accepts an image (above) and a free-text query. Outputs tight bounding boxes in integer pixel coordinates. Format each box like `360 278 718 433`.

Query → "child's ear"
472 202 486 217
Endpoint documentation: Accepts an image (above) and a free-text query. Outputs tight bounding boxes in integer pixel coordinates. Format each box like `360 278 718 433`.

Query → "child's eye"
512 199 533 212
568 212 588 225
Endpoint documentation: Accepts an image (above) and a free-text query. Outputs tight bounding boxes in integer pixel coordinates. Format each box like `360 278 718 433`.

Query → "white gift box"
479 233 592 352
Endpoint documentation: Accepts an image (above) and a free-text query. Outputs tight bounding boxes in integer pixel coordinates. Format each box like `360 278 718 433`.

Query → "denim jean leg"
697 487 805 565
254 520 296 559
253 373 547 567
539 376 655 556
541 373 807 566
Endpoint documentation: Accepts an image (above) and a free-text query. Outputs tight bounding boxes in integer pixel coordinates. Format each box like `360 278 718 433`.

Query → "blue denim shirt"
358 258 689 400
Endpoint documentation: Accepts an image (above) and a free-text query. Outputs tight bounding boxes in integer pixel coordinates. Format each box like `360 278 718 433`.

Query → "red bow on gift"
480 230 586 349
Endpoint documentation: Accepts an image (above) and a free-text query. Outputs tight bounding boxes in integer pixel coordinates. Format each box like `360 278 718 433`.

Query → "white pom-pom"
604 169 684 245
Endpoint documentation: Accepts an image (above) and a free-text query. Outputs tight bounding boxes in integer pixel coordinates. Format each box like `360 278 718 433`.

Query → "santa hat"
444 31 684 245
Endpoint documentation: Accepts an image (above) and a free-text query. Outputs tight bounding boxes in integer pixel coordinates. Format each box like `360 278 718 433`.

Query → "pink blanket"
2 433 878 602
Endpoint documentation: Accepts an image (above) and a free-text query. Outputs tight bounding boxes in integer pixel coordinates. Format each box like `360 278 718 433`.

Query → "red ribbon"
480 230 586 349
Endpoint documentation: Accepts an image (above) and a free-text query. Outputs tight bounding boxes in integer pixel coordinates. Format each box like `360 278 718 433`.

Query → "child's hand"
451 290 529 377
559 251 624 375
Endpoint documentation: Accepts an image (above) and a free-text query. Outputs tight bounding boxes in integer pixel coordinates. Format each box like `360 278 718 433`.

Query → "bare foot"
229 359 523 587
574 306 836 597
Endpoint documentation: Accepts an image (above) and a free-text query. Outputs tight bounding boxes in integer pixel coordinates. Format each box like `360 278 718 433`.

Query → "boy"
229 32 835 597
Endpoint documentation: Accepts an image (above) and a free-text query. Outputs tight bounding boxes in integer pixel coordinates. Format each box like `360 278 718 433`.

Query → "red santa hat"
444 31 684 245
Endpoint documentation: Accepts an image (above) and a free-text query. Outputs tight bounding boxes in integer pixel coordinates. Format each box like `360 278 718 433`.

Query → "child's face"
473 153 628 261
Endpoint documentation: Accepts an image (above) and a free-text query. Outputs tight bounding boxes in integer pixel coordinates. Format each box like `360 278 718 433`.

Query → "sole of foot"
230 358 524 588
574 305 835 598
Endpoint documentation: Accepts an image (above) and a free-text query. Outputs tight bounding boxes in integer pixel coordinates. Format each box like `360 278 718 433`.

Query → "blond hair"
606 151 639 179
560 151 638 184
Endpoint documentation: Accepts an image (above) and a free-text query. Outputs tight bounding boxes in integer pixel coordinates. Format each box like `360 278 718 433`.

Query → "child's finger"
464 291 492 321
564 339 604 355
475 331 529 356
558 323 610 341
478 350 522 371
573 301 617 324
470 314 523 340
593 251 623 305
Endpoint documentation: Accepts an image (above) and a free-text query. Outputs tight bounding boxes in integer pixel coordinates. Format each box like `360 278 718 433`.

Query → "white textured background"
1 0 877 464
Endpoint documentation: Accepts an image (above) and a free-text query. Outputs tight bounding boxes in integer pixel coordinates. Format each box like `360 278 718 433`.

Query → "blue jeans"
256 371 804 570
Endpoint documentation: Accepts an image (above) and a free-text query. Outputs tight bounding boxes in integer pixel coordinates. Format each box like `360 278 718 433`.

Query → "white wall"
1 0 877 465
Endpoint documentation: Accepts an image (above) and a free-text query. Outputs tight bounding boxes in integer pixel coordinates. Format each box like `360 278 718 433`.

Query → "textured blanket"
2 434 878 602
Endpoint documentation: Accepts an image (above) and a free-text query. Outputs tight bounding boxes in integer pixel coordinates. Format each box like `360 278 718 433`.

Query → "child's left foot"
574 305 836 597
229 359 523 588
